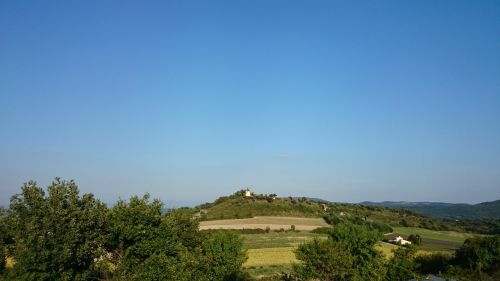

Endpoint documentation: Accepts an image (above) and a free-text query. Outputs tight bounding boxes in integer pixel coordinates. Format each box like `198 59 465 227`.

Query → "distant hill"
360 200 500 219
195 190 458 231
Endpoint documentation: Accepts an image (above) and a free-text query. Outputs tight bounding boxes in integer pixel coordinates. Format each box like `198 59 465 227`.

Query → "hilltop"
360 199 500 219
196 190 457 231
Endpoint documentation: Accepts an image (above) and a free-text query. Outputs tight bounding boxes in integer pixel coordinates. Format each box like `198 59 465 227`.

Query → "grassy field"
239 226 475 279
375 242 400 258
200 216 329 231
241 231 327 248
241 231 325 278
245 247 299 267
391 226 476 252
392 227 474 243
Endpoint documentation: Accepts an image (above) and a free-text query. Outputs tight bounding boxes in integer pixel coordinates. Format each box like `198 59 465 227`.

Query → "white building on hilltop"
244 188 252 197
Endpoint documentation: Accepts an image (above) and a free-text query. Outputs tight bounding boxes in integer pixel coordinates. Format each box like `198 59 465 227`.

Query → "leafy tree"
199 231 248 281
294 239 353 280
453 236 500 274
106 194 166 277
368 222 393 234
407 234 422 245
131 253 192 281
414 252 451 275
6 179 108 281
0 206 8 274
385 246 417 281
294 222 386 281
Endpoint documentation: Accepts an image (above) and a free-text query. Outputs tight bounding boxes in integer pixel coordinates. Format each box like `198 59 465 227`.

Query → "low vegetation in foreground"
1 180 499 281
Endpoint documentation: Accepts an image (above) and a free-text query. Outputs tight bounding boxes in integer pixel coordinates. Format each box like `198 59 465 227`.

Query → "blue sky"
1 0 499 206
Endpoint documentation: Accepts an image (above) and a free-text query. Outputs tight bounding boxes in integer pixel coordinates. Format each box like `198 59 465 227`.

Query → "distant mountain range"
360 200 500 219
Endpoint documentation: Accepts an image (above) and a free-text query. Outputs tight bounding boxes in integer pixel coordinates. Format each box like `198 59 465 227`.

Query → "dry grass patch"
376 242 399 258
200 216 328 231
244 247 298 267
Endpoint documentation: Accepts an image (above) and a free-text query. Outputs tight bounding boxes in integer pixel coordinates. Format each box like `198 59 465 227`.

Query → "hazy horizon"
1 1 499 206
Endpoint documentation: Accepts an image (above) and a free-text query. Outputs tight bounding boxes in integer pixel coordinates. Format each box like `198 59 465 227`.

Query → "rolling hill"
195 190 459 231
360 199 500 219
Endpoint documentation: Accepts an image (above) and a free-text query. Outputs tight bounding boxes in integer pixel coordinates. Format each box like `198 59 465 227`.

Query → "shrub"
407 234 422 245
453 236 500 273
311 227 332 234
369 222 393 234
415 253 452 275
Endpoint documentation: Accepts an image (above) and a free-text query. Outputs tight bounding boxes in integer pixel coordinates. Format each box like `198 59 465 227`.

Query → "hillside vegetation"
197 190 459 231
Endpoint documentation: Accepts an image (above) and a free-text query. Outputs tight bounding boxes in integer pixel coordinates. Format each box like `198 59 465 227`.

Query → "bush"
294 239 354 280
311 227 332 234
295 222 386 281
0 244 5 274
415 253 452 275
200 231 248 281
369 222 393 234
407 234 422 245
453 236 500 273
385 246 417 281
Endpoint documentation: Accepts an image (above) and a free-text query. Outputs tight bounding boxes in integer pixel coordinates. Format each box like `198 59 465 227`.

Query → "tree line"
1 179 499 281
0 179 248 281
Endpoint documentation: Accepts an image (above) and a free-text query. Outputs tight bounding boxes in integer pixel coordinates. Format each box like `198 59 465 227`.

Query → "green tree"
294 222 386 281
329 222 386 280
453 236 500 274
294 239 353 280
6 179 108 281
385 246 417 281
199 231 248 281
106 194 165 277
0 206 8 274
407 234 421 245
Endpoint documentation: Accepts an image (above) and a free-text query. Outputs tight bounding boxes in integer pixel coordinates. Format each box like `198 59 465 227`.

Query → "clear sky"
1 0 499 206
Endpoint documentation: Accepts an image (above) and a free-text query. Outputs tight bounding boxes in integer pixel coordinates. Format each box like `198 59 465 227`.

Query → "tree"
407 234 422 245
0 206 8 274
385 246 417 281
6 179 108 281
294 238 353 280
199 231 248 281
294 222 386 281
106 194 165 278
453 236 500 274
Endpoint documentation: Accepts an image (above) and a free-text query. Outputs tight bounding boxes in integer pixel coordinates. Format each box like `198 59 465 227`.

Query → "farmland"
241 231 325 278
391 226 475 252
199 216 329 231
235 226 478 279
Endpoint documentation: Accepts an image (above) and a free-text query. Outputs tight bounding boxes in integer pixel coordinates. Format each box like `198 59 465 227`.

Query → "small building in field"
388 235 412 245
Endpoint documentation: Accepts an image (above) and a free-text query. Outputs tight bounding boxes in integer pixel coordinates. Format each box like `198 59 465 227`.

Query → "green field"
241 231 325 278
391 226 476 252
392 227 474 243
241 231 327 249
240 227 474 279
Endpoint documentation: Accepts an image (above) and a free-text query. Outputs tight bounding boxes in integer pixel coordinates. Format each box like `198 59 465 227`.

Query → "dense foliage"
5 179 107 280
294 222 386 281
0 179 248 281
2 182 499 281
286 222 500 281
